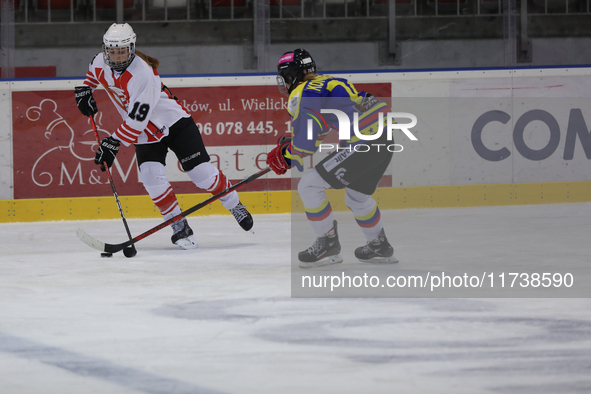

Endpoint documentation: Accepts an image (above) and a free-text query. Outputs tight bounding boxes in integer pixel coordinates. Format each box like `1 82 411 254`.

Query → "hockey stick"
90 115 137 258
77 167 272 254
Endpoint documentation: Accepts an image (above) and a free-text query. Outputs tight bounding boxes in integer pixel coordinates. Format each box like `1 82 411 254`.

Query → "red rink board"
12 83 391 199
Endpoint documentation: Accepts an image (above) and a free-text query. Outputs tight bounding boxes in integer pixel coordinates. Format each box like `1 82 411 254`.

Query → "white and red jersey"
83 53 190 146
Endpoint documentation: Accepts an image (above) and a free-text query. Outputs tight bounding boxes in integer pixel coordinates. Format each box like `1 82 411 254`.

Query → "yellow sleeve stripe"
284 148 304 167
292 144 316 156
326 79 358 97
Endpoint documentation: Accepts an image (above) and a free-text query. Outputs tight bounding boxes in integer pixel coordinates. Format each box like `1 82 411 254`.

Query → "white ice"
1 203 590 393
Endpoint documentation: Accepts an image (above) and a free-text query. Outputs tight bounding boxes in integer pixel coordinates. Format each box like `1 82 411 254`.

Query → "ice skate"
231 202 254 232
298 220 343 269
171 218 198 250
354 228 398 263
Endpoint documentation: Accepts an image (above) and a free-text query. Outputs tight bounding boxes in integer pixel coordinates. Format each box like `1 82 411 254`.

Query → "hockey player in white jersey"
75 23 253 250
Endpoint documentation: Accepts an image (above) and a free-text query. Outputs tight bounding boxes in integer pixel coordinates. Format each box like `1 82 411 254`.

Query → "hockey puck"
101 252 113 258
123 246 137 258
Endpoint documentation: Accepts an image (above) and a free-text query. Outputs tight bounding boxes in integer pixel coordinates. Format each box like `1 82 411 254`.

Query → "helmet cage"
103 44 135 71
276 74 290 97
102 23 137 72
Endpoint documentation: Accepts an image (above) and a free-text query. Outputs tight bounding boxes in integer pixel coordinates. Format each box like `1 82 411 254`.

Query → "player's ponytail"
135 50 160 69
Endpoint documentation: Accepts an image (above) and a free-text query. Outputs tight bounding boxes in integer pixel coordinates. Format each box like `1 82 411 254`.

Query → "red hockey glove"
267 136 292 175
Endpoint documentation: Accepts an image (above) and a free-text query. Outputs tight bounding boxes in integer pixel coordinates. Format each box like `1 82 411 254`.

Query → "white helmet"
103 23 137 71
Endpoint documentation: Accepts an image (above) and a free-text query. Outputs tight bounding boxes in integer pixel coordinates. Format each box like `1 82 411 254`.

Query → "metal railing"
7 0 591 24
529 0 589 14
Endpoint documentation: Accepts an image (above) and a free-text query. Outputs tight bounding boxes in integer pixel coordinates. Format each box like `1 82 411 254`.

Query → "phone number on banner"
196 120 291 137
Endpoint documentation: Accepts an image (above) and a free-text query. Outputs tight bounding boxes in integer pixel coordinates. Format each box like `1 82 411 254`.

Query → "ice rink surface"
1 202 591 393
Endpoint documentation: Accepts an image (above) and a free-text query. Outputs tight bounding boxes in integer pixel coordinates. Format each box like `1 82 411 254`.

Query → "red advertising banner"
12 83 391 199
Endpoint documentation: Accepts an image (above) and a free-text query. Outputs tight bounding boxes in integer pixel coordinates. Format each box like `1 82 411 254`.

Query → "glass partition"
1 0 591 77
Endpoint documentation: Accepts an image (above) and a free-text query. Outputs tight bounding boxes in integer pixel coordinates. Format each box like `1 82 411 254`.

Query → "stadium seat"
212 0 246 6
210 0 249 18
426 0 468 14
270 0 300 5
532 0 577 10
0 66 57 78
480 0 501 11
152 0 187 7
37 0 76 9
372 0 414 15
95 0 134 9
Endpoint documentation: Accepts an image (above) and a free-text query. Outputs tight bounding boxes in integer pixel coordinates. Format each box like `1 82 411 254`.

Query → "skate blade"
357 255 399 264
299 254 343 269
174 236 199 250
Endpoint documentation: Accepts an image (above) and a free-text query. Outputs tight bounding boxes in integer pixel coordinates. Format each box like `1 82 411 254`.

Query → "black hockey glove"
94 136 120 172
75 86 98 117
278 135 292 146
357 93 380 113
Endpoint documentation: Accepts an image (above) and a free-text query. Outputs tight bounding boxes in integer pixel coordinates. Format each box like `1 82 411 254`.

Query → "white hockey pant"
297 170 335 236
139 161 181 222
299 169 384 241
185 162 239 210
344 188 384 242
